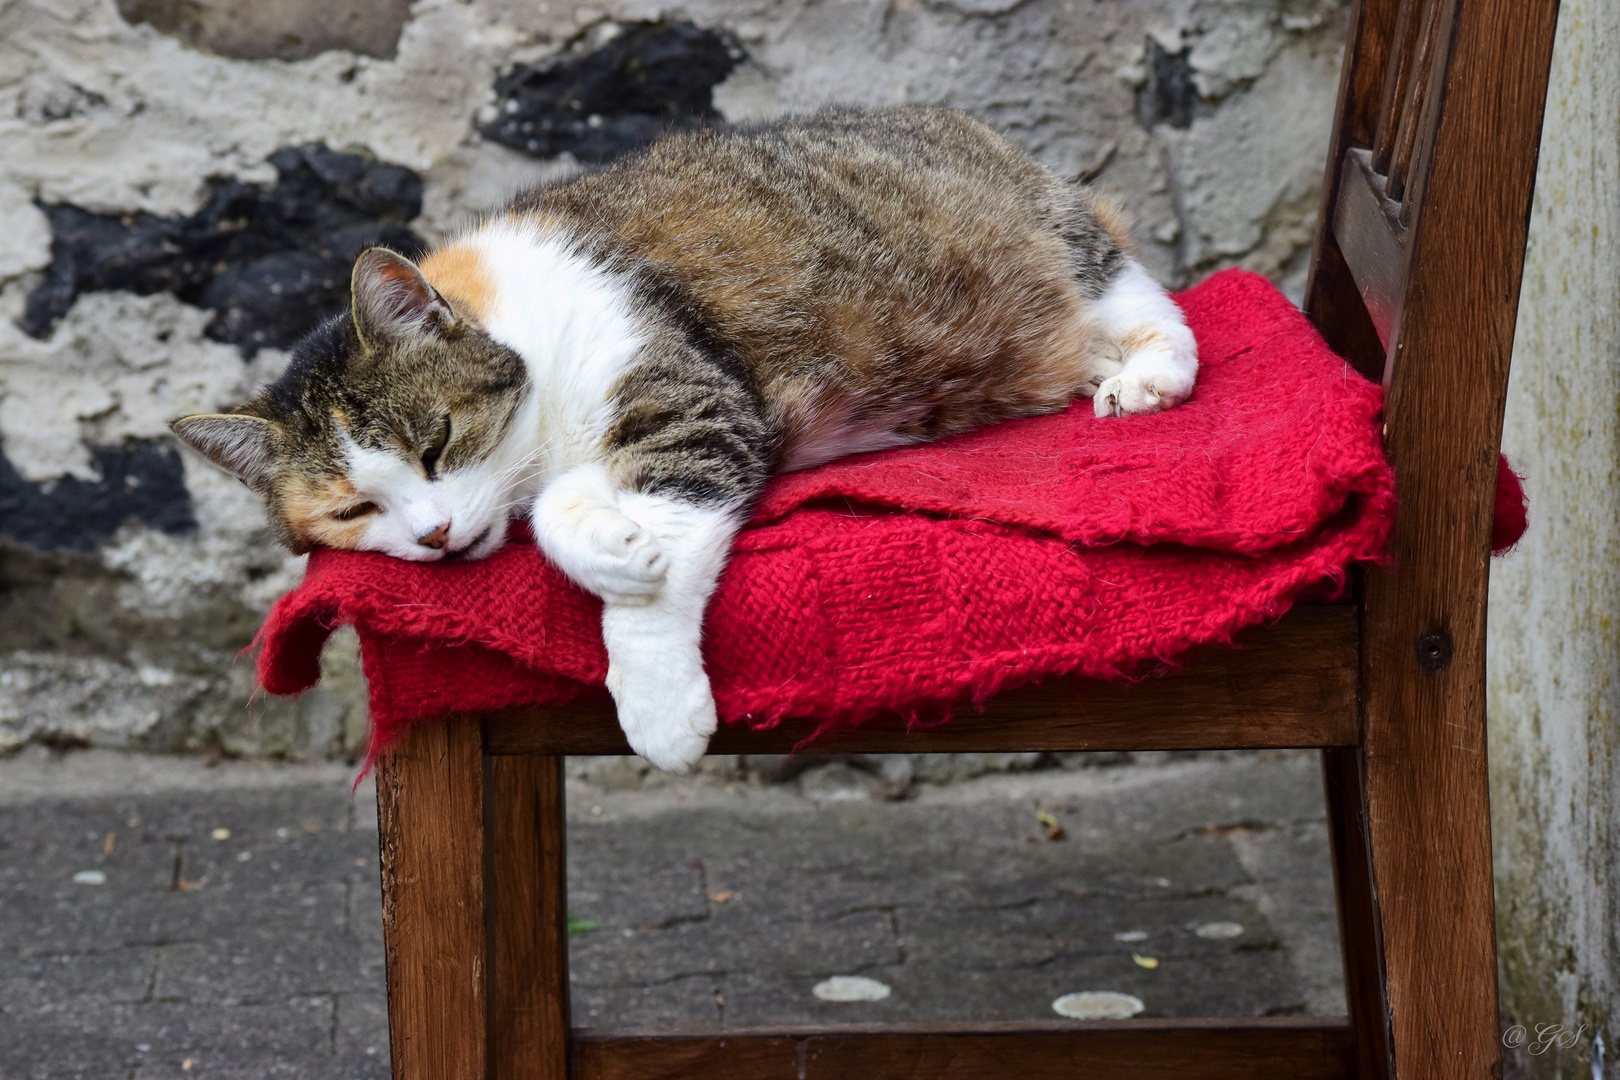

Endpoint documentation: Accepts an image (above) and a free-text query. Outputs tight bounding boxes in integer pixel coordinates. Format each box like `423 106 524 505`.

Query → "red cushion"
256 269 1401 760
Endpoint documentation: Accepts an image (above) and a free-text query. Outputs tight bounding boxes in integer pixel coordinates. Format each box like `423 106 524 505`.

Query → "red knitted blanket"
256 269 1402 757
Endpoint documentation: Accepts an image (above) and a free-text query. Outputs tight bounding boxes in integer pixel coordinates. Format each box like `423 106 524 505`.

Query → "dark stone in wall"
0 441 195 552
117 0 411 61
24 144 424 356
481 21 744 163
1136 40 1203 130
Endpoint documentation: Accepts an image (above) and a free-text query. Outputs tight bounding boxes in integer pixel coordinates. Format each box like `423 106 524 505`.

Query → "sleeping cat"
172 108 1197 772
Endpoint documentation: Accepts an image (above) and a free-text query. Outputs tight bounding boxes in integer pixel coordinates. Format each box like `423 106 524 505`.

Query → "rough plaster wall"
1487 0 1620 1074
0 0 1347 758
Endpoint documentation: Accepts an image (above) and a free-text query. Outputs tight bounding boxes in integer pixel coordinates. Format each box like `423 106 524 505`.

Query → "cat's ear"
171 414 278 491
350 247 454 347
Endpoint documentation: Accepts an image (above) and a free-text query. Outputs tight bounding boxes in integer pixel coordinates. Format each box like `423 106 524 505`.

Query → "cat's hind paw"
1093 353 1196 418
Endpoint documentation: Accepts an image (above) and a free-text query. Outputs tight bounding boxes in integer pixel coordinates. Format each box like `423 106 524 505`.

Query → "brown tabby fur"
510 108 1130 485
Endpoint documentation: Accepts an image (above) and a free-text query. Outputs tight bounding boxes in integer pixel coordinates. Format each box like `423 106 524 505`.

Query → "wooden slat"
1332 149 1408 350
1303 0 1403 368
376 717 489 1080
1356 0 1561 1076
1384 0 1449 203
1371 0 1423 171
569 1018 1355 1080
483 606 1358 757
1321 747 1392 1080
489 756 570 1080
1326 0 1407 153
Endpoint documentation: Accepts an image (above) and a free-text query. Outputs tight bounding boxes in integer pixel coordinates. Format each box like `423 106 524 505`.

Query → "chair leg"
1358 589 1503 1077
376 716 491 1079
489 754 571 1079
1322 748 1393 1080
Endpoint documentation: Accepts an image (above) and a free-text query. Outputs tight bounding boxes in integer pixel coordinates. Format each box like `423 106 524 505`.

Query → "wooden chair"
370 0 1561 1075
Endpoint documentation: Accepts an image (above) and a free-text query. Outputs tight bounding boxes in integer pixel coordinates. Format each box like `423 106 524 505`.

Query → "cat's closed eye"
333 501 380 521
421 417 451 476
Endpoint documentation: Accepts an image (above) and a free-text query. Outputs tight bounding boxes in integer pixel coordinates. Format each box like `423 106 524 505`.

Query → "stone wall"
1488 0 1620 1073
0 0 1349 759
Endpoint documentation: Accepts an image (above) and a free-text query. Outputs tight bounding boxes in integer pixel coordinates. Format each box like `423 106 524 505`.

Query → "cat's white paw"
1093 354 1195 418
534 465 671 602
573 509 668 601
1089 258 1199 418
608 656 717 773
591 497 740 773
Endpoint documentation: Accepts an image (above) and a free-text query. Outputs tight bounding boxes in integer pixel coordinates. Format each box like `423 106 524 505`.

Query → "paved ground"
0 748 1344 1079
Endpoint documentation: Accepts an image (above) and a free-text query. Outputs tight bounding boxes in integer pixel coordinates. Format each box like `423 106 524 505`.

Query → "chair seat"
256 269 1394 762
483 604 1362 755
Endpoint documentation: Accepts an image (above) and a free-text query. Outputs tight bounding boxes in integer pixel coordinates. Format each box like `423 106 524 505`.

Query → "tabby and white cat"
173 108 1197 772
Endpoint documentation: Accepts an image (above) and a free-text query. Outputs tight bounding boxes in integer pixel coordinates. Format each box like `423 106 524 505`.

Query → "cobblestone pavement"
0 748 1344 1079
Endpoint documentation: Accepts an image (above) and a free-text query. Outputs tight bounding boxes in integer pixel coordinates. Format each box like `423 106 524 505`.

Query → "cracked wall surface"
1487 0 1620 1072
0 0 1348 758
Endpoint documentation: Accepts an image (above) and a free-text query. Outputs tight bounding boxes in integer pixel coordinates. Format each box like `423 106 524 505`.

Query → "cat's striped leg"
1091 258 1199 418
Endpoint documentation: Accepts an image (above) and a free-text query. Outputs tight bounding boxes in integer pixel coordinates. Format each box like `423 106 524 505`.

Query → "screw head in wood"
1416 630 1452 672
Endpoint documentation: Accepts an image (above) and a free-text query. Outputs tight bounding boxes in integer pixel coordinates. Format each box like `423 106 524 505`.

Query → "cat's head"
172 247 529 560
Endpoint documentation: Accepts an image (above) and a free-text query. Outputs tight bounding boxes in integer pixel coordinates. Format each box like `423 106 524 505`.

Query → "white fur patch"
471 221 646 475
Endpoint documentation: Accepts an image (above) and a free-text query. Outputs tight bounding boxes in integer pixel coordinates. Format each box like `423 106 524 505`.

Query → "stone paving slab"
0 748 1343 1078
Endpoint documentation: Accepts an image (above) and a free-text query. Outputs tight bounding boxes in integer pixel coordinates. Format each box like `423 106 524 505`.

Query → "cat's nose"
416 523 451 550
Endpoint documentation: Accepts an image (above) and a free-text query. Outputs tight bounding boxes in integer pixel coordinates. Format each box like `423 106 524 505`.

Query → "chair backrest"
1306 0 1560 407
1304 0 1561 656
1301 1 1561 1072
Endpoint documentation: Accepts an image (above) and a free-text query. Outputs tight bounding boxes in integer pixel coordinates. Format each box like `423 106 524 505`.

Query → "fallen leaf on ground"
103 832 116 855
708 890 735 903
1132 953 1160 970
1034 807 1067 841
567 914 599 935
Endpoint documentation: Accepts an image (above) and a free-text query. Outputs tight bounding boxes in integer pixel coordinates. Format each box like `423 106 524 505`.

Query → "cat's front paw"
573 510 669 602
608 659 717 773
1093 356 1195 418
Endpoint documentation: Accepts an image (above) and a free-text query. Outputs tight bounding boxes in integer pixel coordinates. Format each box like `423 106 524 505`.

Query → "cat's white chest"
473 222 647 472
